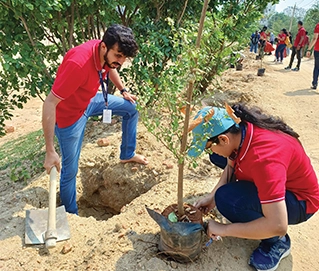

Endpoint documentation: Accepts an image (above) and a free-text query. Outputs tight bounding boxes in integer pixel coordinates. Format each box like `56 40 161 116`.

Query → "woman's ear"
218 134 230 145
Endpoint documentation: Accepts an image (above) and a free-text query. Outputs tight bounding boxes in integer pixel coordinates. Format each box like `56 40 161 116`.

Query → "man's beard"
104 52 121 69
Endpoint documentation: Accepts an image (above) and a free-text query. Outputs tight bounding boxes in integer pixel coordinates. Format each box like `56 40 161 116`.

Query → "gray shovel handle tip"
45 229 58 248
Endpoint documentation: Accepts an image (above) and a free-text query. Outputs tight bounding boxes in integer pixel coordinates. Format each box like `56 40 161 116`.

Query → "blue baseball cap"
188 106 237 158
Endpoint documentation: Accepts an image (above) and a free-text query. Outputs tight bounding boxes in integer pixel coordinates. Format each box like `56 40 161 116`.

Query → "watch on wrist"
120 88 128 95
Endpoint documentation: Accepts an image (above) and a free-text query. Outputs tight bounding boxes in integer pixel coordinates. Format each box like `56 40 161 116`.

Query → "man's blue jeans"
312 50 319 87
250 43 258 54
55 92 138 214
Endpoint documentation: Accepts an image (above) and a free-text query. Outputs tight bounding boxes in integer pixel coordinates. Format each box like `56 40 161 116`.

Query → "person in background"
269 32 275 45
306 22 319 90
302 31 310 58
285 21 306 71
286 32 293 56
188 104 319 271
258 26 268 58
274 28 287 64
250 30 260 54
42 24 149 215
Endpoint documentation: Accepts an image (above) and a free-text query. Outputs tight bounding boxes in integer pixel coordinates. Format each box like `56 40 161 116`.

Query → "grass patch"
0 129 57 182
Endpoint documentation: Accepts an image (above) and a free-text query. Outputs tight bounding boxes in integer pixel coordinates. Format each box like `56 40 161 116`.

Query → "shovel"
25 166 70 248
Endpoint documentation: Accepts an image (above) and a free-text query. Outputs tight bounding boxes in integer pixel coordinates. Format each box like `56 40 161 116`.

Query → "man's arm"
42 92 62 173
108 68 137 103
297 35 305 50
108 68 124 91
308 33 319 51
306 33 319 57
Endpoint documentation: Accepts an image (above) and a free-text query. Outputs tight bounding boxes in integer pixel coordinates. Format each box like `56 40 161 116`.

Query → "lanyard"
229 123 246 161
98 70 109 105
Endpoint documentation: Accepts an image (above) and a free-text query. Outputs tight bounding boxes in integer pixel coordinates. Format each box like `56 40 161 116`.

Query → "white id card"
103 109 112 123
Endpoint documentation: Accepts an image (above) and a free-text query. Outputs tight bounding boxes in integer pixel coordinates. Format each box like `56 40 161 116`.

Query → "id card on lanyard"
98 70 112 123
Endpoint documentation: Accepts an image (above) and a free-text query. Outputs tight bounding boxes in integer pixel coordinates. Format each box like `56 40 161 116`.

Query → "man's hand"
44 151 61 174
122 91 137 104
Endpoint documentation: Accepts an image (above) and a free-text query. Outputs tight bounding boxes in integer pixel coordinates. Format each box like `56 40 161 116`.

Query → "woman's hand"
207 220 227 238
194 193 215 214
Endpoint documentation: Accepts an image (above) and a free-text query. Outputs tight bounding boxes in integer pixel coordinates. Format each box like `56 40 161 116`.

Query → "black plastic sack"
146 207 204 263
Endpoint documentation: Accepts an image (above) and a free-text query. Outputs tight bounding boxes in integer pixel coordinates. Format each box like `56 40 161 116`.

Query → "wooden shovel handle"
45 166 58 248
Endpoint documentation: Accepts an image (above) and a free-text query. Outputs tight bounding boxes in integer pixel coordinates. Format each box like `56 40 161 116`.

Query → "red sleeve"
315 23 319 34
52 60 85 100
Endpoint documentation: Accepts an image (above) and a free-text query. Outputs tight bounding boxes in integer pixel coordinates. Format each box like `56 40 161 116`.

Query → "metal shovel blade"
25 205 70 245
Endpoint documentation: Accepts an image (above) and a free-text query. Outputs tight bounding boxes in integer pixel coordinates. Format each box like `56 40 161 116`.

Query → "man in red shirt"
285 21 306 71
42 24 148 214
306 22 319 90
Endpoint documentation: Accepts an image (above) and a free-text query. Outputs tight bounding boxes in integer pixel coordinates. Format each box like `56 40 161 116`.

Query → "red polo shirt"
314 23 319 52
234 122 319 214
278 33 287 45
293 27 306 47
52 40 110 128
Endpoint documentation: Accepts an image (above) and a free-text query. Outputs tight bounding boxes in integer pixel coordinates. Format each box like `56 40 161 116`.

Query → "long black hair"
208 103 300 144
233 103 299 139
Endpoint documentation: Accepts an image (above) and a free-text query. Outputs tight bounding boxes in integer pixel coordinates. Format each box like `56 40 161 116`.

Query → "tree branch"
177 0 188 25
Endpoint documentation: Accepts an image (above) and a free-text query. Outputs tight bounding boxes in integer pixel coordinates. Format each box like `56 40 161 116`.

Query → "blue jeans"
215 181 313 245
312 50 319 87
275 44 286 61
250 43 258 54
55 92 138 214
210 154 313 244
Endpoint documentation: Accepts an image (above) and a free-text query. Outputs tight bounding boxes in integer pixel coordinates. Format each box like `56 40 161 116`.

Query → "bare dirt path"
0 52 319 271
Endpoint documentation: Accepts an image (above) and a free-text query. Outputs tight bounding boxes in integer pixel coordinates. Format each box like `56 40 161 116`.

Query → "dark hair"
298 20 303 26
102 24 138 57
232 103 299 139
207 124 240 145
281 28 288 35
208 103 300 145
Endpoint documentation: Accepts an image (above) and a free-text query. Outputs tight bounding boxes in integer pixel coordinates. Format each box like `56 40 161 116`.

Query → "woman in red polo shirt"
188 103 319 271
274 29 288 63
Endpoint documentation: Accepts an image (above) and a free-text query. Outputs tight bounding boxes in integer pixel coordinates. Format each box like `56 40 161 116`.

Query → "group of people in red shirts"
256 21 310 71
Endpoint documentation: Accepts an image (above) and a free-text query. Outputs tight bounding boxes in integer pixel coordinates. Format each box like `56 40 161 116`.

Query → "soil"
1 51 319 271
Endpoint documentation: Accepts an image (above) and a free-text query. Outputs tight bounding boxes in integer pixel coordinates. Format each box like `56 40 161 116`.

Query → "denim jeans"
312 50 319 87
288 46 302 69
215 181 313 244
55 92 138 214
275 44 286 61
250 43 258 54
209 153 313 244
